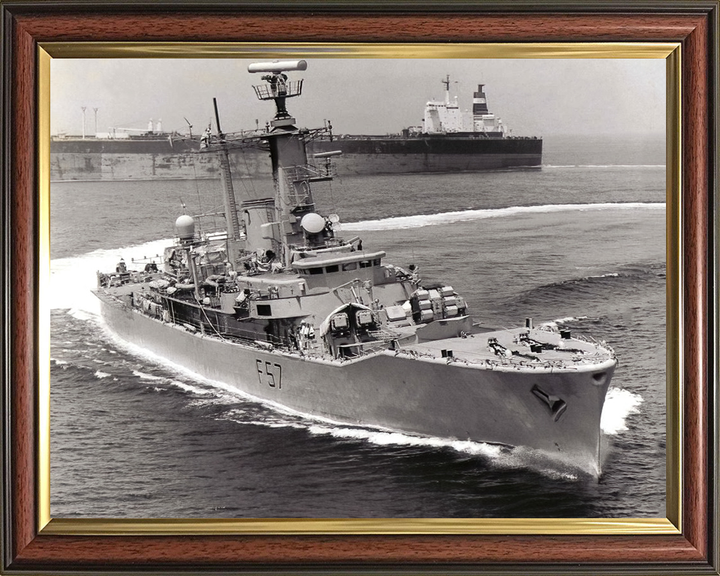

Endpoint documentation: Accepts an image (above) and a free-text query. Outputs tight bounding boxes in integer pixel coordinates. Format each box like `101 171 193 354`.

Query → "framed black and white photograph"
1 2 717 575
48 53 667 519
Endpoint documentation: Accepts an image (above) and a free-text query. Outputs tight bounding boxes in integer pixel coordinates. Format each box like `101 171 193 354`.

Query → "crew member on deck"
200 125 211 149
409 264 420 287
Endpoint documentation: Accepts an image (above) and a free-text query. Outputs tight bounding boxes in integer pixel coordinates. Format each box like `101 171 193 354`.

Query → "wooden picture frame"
1 1 717 573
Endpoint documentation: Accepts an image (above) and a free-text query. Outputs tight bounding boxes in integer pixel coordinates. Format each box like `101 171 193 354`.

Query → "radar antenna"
248 60 307 124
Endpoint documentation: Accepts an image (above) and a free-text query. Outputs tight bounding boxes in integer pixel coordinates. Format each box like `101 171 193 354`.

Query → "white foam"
168 380 214 395
340 202 666 232
127 370 219 395
601 387 643 435
305 425 587 479
94 370 111 379
308 424 502 457
131 370 165 381
233 414 307 430
67 308 100 322
50 239 171 312
542 316 588 328
100 324 264 405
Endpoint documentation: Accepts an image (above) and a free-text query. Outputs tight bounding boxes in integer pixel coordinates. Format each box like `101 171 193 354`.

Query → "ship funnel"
248 60 307 74
473 84 489 115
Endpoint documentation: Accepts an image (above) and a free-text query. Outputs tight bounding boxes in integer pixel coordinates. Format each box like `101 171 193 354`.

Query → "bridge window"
359 260 372 268
342 262 357 271
325 265 339 273
308 267 324 275
257 304 272 316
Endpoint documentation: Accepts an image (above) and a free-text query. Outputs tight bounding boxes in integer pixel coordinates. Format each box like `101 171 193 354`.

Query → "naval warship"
94 60 615 474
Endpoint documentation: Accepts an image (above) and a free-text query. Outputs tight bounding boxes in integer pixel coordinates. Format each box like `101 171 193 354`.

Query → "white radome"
175 214 195 239
300 212 326 234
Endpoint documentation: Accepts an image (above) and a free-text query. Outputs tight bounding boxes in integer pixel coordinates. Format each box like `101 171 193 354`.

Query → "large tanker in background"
50 77 542 181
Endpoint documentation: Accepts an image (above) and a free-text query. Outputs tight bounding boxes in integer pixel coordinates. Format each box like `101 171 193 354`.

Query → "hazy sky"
51 58 665 138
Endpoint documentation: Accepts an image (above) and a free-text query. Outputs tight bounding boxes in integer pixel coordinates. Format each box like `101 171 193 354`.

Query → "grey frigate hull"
97 292 613 473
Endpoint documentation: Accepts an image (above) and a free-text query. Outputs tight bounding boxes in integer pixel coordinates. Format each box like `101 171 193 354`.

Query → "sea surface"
50 134 667 518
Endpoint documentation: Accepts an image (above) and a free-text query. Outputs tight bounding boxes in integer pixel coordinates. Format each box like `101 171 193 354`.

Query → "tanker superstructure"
52 76 541 181
309 76 542 174
93 61 611 475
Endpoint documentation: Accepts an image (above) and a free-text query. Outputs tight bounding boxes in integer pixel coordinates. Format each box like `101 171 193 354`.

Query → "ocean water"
49 134 667 518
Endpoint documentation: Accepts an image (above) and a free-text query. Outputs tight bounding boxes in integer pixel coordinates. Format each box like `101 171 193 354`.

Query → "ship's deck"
395 324 615 371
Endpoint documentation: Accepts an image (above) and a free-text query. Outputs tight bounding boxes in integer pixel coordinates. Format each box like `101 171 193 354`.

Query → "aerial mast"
442 74 451 105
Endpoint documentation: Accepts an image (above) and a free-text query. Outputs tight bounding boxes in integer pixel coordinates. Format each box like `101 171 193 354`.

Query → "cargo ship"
51 76 542 181
94 60 612 475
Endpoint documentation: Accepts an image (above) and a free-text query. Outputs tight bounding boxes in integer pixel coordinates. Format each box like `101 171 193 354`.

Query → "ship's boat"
94 60 614 475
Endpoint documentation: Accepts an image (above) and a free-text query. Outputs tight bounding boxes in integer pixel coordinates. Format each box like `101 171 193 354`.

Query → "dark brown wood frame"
1 1 717 574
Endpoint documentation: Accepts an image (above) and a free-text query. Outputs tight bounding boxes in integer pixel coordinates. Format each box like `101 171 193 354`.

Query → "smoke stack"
473 84 489 116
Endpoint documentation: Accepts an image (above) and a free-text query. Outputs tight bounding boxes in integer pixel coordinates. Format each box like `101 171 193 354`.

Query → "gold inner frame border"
37 41 681 536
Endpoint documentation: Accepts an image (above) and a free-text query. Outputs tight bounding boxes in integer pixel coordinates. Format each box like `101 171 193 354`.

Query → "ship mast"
212 98 243 266
248 60 331 268
442 74 451 105
202 60 337 272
